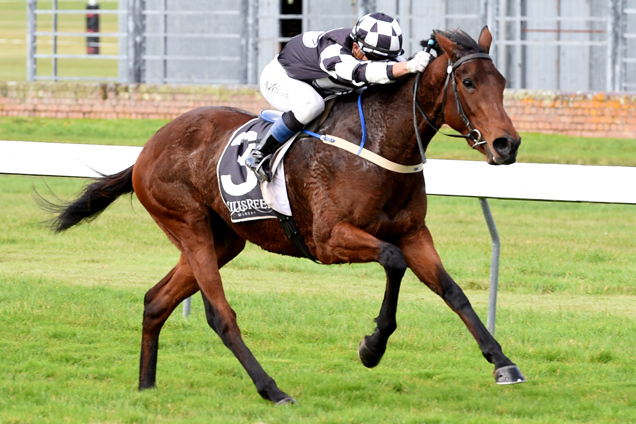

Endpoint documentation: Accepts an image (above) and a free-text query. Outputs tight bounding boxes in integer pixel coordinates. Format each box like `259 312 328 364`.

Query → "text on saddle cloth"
217 117 294 223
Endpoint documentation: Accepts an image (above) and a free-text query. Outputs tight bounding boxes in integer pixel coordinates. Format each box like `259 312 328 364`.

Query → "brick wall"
1 81 635 139
504 90 636 139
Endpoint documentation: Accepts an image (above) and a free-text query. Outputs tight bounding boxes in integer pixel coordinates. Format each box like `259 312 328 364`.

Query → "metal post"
616 0 626 91
359 0 376 17
52 0 58 82
127 0 145 83
27 0 36 81
480 0 499 64
607 0 616 91
606 0 613 91
497 0 507 78
160 0 167 83
487 0 500 65
513 0 522 89
86 0 100 54
245 0 258 85
302 0 310 36
479 198 500 336
182 296 191 318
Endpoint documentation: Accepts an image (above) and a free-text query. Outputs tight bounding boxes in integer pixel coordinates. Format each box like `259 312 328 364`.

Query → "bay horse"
47 27 524 404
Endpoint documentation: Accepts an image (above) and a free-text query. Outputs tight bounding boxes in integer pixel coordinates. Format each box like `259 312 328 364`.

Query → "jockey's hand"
406 50 437 73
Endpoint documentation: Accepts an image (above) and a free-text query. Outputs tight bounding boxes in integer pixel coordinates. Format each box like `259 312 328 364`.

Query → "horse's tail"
41 166 135 233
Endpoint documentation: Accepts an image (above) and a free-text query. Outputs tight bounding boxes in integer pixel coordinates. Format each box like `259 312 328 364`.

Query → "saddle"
217 99 337 222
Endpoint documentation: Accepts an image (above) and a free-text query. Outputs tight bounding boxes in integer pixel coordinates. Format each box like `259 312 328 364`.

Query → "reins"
412 39 492 163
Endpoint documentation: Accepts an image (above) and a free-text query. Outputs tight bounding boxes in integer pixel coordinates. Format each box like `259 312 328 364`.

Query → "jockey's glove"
406 50 438 73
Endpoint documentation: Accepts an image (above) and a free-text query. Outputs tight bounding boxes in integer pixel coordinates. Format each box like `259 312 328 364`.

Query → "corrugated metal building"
27 0 636 91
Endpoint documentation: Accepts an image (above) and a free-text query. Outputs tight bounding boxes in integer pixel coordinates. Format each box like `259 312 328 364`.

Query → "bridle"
412 39 492 162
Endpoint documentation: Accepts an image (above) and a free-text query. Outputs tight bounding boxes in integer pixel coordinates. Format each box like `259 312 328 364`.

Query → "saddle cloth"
217 112 294 223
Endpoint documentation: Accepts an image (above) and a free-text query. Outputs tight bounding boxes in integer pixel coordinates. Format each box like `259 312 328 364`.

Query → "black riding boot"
245 130 281 182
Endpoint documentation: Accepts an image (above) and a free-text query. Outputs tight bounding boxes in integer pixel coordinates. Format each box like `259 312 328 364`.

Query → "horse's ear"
478 26 492 53
435 32 459 62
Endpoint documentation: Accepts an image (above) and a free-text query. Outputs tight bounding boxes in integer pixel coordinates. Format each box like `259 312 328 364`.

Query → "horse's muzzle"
489 135 520 165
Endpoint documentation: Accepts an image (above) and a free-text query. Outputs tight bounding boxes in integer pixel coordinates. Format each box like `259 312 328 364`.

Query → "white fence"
3 140 635 334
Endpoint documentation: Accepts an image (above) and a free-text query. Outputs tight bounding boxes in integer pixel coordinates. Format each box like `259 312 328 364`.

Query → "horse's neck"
359 72 444 164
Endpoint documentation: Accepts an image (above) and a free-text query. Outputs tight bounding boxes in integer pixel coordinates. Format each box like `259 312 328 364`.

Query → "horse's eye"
462 79 475 89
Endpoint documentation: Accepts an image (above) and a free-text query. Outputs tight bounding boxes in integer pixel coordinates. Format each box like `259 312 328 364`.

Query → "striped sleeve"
319 44 396 86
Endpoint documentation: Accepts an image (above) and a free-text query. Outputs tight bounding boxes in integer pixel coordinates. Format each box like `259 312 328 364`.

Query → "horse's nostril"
493 137 512 156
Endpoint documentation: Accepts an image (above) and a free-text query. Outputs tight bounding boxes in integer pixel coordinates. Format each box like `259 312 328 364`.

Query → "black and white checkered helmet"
350 12 404 59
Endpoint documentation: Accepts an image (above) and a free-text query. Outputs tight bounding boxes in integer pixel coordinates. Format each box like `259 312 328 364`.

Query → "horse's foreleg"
139 256 198 390
399 228 526 384
318 222 407 368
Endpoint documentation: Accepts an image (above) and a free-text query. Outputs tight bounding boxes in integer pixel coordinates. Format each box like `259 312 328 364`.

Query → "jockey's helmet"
350 12 404 59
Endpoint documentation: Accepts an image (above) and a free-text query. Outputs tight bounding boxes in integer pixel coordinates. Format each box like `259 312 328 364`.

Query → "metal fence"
26 0 636 92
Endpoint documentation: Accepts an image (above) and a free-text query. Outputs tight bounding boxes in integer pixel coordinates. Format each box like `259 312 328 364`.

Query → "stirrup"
247 155 272 182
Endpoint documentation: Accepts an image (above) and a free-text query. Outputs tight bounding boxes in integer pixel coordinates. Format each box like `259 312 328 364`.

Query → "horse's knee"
142 287 178 334
142 303 164 333
379 244 407 280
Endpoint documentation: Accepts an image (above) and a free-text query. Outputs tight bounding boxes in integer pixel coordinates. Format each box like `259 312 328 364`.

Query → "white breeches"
259 57 325 125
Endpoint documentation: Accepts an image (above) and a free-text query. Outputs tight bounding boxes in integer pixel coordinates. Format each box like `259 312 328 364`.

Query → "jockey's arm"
351 42 412 80
322 44 435 88
391 61 410 79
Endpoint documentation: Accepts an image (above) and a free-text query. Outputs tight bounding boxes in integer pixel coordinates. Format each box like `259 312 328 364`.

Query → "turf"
1 117 635 422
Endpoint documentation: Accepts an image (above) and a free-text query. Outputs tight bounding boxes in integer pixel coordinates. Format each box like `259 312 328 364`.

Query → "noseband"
412 46 492 162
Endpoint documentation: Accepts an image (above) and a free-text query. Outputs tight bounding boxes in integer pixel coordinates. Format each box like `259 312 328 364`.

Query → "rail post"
479 198 500 336
27 0 37 81
86 0 100 55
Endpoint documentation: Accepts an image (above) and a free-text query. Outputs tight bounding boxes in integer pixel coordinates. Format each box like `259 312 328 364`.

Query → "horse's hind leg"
152 214 293 404
197 295 295 404
399 227 526 384
139 215 247 390
139 255 198 390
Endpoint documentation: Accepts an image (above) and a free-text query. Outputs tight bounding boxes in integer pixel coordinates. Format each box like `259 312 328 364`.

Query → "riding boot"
245 131 281 182
245 112 304 182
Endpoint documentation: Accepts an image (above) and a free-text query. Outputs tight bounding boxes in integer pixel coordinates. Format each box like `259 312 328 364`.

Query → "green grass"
0 116 166 145
1 118 636 422
2 274 635 424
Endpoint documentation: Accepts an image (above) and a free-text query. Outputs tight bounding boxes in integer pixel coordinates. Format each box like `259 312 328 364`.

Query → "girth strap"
274 211 319 263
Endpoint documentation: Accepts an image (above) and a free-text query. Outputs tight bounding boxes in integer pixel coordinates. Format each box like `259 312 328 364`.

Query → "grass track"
1 117 636 422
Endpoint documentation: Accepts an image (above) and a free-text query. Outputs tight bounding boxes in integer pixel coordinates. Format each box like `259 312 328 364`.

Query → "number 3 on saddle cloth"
217 110 295 224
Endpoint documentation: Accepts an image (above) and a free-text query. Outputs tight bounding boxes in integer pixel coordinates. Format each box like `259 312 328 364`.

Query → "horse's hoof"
138 382 156 391
494 365 527 385
276 396 296 405
358 337 384 368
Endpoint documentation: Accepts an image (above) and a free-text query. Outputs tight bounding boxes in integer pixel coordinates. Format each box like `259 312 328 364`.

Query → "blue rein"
262 90 367 154
356 91 366 155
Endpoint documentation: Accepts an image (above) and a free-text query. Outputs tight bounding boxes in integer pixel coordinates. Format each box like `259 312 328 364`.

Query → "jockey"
246 12 436 181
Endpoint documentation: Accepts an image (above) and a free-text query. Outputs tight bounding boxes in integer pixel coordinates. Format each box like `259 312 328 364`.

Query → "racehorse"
46 27 524 404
